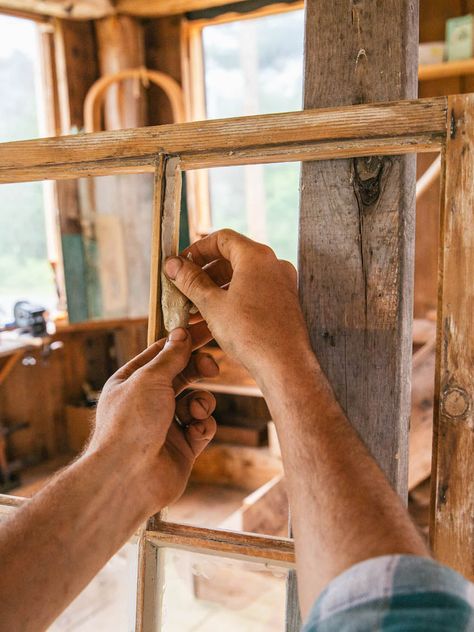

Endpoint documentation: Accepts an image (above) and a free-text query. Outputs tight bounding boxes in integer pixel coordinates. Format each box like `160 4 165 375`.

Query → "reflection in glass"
162 548 287 631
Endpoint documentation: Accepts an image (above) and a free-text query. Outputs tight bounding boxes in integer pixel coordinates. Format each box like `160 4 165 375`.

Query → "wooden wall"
145 16 183 126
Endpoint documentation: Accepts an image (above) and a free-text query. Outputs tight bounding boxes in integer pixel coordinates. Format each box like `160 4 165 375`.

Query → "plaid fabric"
302 555 474 631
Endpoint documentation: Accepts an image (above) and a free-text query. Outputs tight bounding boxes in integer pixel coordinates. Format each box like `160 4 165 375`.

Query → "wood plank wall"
54 19 101 321
145 16 183 126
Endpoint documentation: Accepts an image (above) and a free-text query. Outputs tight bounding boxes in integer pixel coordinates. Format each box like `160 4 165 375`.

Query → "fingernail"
196 397 210 415
189 421 205 435
165 257 183 280
169 327 188 341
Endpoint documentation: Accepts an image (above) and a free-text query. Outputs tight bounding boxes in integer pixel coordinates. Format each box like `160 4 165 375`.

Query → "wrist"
254 343 321 399
80 446 160 519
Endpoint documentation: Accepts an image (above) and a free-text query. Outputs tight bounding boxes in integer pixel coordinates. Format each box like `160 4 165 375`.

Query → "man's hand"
164 229 313 378
0 328 220 632
86 327 218 513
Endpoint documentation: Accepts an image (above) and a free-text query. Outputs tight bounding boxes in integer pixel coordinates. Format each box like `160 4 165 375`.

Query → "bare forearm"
258 350 428 617
0 449 152 632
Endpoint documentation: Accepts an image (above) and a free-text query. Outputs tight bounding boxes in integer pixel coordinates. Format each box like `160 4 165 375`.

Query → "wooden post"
53 18 100 322
430 94 474 581
94 15 147 130
299 0 419 502
294 1 419 626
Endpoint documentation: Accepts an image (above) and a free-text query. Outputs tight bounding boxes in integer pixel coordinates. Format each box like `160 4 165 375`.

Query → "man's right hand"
164 229 313 379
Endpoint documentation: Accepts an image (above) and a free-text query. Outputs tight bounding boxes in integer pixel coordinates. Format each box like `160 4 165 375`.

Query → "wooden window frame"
180 1 304 241
0 11 68 313
0 94 472 629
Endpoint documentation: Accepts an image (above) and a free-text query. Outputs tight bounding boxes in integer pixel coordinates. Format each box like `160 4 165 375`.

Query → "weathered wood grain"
147 155 166 345
160 157 190 333
292 3 419 629
430 93 474 581
146 522 295 568
0 98 447 183
299 0 419 493
0 0 114 19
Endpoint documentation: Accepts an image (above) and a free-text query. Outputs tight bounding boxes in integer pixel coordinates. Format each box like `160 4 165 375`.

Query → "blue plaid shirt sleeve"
302 555 474 631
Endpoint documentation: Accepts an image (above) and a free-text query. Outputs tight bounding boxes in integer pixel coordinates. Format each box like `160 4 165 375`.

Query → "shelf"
419 58 474 81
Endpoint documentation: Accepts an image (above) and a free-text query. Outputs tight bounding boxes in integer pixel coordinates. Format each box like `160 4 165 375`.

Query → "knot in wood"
442 387 470 419
353 156 384 206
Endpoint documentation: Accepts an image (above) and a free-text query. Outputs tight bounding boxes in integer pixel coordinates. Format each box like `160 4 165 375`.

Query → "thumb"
145 328 192 379
165 256 223 315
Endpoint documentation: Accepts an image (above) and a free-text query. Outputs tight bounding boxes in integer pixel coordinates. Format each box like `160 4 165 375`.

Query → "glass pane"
201 10 304 266
202 11 304 118
162 548 287 631
59 173 154 323
208 162 300 265
49 538 139 632
0 16 57 324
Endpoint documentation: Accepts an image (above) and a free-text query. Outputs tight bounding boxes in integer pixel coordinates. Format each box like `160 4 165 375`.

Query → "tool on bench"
13 301 47 337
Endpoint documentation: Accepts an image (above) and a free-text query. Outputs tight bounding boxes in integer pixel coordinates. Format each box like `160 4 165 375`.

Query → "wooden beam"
295 2 419 628
431 93 474 581
0 0 114 19
146 522 295 568
116 0 248 17
0 97 447 184
299 0 419 493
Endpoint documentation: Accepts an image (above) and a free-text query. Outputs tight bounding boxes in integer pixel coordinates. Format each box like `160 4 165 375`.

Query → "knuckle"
218 228 236 240
280 259 297 276
258 243 276 258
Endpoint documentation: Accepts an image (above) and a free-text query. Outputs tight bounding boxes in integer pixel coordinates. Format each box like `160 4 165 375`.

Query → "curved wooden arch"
83 67 186 132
